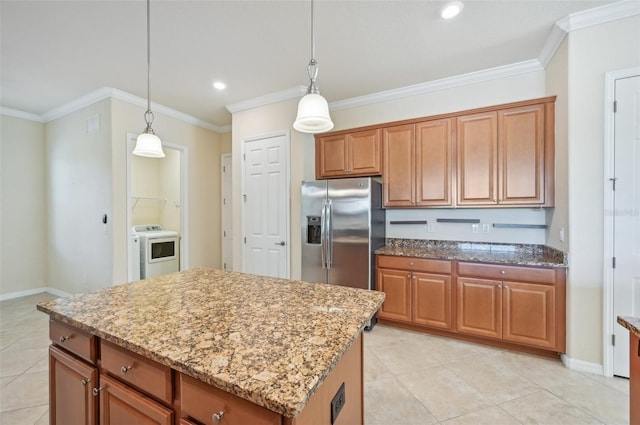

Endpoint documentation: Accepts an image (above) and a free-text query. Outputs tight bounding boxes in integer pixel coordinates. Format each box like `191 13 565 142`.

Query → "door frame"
126 133 190 281
240 130 291 278
602 66 640 377
221 153 232 271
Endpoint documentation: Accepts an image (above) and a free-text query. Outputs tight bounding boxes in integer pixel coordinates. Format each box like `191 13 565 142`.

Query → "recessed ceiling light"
440 1 464 19
213 81 226 90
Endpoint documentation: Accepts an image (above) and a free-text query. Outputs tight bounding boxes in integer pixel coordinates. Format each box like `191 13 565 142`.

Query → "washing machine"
132 225 180 279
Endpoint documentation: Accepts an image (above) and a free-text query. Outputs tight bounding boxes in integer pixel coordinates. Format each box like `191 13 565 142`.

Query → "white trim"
602 66 640 377
538 23 568 68
226 86 307 114
329 60 544 111
558 0 640 33
0 287 72 301
0 107 45 122
561 354 605 376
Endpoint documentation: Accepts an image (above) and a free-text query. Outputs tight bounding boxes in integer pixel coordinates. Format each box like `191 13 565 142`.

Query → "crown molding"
330 60 544 111
537 23 568 68
557 0 640 33
0 107 45 123
226 86 307 114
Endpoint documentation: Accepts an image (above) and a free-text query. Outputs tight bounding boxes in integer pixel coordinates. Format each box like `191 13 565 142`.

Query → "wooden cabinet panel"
316 134 349 178
377 255 451 274
630 332 640 425
50 319 97 363
382 124 416 207
412 272 452 329
316 129 381 179
180 374 281 425
99 374 173 425
100 340 172 404
49 345 98 425
376 268 412 323
457 262 556 285
456 112 498 206
498 104 545 205
456 277 502 339
349 129 381 175
502 281 555 348
416 119 454 206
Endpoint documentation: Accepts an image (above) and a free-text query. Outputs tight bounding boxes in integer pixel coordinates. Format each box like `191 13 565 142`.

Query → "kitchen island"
37 268 385 424
617 316 640 425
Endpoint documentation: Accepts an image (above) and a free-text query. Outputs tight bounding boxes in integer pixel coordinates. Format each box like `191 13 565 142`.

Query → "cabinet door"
316 134 349 178
99 374 173 425
49 345 98 425
412 272 452 329
415 119 454 206
456 112 498 206
349 129 381 176
456 277 502 338
498 104 545 205
630 332 640 425
376 268 412 323
383 124 416 207
502 281 556 349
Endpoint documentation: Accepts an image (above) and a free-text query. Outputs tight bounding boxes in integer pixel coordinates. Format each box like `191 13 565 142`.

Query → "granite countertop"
618 316 640 338
37 268 385 418
375 238 567 268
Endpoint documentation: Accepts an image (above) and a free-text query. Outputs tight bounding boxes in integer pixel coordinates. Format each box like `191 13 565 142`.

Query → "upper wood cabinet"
382 118 454 207
457 102 554 207
315 129 381 179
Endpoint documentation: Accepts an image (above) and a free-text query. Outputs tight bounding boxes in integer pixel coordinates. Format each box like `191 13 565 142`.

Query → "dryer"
132 225 180 279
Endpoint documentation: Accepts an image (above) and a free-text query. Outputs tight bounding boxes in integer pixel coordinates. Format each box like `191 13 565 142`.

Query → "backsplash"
385 208 548 245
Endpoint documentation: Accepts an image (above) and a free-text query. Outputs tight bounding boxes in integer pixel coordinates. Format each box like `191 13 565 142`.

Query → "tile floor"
0 293 631 425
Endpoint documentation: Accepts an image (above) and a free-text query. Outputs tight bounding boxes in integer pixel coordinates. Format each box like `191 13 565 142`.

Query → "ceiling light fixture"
440 1 464 19
213 81 227 90
133 0 165 158
293 0 333 134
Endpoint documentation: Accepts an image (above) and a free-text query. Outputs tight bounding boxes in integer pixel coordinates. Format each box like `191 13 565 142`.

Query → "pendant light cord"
307 0 319 94
145 0 154 129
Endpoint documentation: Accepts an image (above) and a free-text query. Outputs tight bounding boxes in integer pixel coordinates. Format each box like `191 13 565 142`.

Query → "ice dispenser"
306 216 321 244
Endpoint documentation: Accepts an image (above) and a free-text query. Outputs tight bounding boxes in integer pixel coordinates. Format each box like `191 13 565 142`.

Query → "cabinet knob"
81 378 90 386
120 365 132 375
212 411 225 423
407 274 411 278
92 387 103 396
500 270 506 275
409 262 414 266
59 335 69 343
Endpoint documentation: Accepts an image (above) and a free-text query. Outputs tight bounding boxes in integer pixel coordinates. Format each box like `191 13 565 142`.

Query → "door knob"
274 241 285 246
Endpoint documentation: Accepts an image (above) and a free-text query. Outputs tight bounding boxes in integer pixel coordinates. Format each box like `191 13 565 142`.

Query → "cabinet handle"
212 411 225 423
59 335 69 343
92 387 103 396
407 274 411 278
120 365 132 374
500 270 506 275
409 262 414 266
503 284 509 289
498 284 502 289
81 378 91 386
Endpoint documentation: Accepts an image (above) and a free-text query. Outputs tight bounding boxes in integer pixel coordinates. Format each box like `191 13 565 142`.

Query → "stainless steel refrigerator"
301 177 385 290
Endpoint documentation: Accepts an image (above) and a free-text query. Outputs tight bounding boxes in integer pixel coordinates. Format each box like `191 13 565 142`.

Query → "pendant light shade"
133 0 165 158
293 0 333 134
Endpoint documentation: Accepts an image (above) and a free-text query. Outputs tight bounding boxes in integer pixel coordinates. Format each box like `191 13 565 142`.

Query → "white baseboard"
561 354 604 375
0 287 72 301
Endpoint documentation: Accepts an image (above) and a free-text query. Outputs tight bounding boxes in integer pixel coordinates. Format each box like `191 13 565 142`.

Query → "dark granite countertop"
618 316 640 338
375 238 567 268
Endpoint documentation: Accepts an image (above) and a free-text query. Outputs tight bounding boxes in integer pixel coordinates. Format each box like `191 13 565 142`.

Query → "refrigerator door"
301 180 328 284
327 178 372 290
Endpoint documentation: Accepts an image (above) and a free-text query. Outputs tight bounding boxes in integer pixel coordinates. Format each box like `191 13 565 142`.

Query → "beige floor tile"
2 333 51 353
364 377 437 425
582 372 630 396
547 378 629 424
0 405 48 425
0 347 48 377
0 375 17 390
365 324 415 347
500 390 602 424
398 366 492 421
0 370 49 412
34 410 48 425
25 356 49 374
363 348 393 383
441 406 522 425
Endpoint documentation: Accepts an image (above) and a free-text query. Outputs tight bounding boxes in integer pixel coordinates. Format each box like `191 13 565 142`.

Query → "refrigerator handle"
326 200 333 268
320 200 327 269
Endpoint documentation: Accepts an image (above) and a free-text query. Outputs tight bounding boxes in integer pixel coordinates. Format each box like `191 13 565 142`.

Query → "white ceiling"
0 0 625 128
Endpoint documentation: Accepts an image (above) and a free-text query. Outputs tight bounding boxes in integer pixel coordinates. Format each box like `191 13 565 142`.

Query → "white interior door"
221 154 233 271
613 75 640 377
242 134 289 278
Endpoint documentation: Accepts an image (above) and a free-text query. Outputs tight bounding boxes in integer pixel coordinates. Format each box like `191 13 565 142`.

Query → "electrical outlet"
472 224 479 233
427 223 435 233
330 383 346 425
559 227 565 242
482 224 490 233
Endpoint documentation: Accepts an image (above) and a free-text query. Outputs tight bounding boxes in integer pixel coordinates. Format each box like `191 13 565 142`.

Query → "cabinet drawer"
457 262 556 284
50 319 97 364
377 255 451 274
180 373 281 425
100 340 172 404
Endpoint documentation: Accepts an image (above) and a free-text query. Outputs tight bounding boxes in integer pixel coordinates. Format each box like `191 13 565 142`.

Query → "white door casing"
241 133 290 279
610 74 640 377
221 154 233 271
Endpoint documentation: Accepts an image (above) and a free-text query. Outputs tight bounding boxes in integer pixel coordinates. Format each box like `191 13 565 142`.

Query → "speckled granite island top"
37 268 385 418
376 238 567 268
618 316 640 338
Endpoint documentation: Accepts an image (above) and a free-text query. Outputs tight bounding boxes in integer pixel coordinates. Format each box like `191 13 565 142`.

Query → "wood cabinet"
630 332 640 425
376 255 453 329
456 262 564 351
456 102 553 207
315 129 381 179
382 119 454 207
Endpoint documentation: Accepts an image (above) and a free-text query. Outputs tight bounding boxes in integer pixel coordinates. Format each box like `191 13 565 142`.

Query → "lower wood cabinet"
630 332 640 425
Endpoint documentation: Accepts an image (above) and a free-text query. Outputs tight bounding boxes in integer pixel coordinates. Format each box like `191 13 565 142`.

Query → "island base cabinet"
98 373 173 425
49 345 98 425
631 332 640 425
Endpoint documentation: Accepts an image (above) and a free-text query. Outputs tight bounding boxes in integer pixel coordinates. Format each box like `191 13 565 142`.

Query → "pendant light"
293 0 334 134
133 0 165 158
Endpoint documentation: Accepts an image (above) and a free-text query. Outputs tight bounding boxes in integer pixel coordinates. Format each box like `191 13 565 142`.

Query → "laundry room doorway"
126 133 189 282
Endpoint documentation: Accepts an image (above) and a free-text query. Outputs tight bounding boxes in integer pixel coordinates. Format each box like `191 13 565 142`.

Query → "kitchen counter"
618 316 640 338
375 238 567 268
37 268 385 418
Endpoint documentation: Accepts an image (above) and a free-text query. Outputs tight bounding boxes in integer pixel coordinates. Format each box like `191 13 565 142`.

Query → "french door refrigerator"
301 177 385 290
